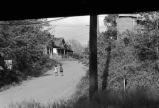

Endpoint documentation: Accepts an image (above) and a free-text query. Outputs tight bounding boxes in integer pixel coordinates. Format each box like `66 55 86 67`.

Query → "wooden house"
46 37 73 58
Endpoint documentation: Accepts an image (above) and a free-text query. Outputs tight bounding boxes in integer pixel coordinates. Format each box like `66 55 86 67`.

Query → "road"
0 60 87 108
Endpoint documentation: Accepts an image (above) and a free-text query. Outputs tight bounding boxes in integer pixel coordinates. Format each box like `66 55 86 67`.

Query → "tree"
67 39 84 53
133 11 159 62
101 14 118 90
0 19 52 86
137 12 159 31
104 14 118 31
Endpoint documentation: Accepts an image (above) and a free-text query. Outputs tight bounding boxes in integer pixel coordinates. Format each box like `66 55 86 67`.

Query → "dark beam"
0 1 156 21
89 15 98 100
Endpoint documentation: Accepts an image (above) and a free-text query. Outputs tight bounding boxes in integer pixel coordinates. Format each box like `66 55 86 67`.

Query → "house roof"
118 14 138 18
53 38 66 49
48 37 73 51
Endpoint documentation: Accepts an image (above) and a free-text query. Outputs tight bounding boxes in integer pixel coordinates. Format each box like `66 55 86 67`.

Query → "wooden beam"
89 15 98 100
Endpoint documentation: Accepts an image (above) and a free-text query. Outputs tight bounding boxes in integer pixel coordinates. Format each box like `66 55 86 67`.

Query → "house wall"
49 48 53 59
116 17 137 40
53 48 58 54
117 17 137 34
47 47 72 59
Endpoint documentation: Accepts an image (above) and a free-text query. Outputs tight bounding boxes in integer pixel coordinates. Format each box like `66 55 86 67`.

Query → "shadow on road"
35 73 53 78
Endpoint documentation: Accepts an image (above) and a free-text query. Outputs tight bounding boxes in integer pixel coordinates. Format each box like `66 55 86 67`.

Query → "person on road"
59 64 63 76
54 65 58 76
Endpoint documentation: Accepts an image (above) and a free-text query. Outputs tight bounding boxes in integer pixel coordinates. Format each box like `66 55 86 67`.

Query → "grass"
8 87 159 108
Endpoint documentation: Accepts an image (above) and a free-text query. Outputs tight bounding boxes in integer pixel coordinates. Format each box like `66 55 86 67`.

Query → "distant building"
46 37 73 59
116 14 143 39
117 14 138 33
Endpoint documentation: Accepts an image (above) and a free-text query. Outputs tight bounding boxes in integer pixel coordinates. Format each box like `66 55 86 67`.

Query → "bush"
97 30 159 92
135 47 158 61
71 53 84 60
0 20 53 88
129 30 159 62
0 69 23 87
0 53 58 88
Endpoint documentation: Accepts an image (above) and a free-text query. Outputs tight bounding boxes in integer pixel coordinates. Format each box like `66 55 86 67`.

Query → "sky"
46 15 107 46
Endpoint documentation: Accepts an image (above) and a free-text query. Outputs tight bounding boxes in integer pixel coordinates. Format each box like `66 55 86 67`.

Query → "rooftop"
48 37 73 51
118 14 138 18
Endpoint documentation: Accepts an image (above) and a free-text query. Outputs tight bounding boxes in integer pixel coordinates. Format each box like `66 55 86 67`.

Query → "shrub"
71 53 84 60
0 54 58 88
129 30 159 62
0 20 53 88
97 30 159 93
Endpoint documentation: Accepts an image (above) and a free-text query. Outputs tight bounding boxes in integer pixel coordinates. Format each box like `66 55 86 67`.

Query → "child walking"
54 65 58 76
59 64 64 76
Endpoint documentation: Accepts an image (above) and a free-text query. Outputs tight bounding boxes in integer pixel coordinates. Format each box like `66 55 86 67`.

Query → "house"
116 14 143 40
117 14 138 33
46 37 73 59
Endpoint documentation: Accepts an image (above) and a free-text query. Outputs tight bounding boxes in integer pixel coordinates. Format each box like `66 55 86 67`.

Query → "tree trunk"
89 15 98 100
102 42 111 90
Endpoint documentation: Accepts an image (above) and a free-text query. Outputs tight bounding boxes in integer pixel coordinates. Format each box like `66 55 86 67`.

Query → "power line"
0 17 68 26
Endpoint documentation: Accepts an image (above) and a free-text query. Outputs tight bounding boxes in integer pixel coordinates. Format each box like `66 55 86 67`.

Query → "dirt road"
0 60 87 108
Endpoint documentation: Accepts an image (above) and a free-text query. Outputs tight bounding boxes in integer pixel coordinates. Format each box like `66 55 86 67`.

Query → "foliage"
67 39 85 54
66 39 88 64
127 12 159 62
124 30 159 62
71 52 84 60
137 11 159 31
96 12 159 92
98 14 118 90
0 19 55 87
104 14 118 28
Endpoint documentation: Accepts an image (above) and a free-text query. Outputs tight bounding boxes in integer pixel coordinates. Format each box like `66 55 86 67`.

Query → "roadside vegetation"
67 39 89 66
0 20 60 90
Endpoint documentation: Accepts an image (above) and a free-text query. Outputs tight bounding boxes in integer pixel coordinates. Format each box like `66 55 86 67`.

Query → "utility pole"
89 15 98 100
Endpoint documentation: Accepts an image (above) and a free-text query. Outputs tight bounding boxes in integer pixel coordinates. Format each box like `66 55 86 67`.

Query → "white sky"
48 15 106 27
46 15 107 46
